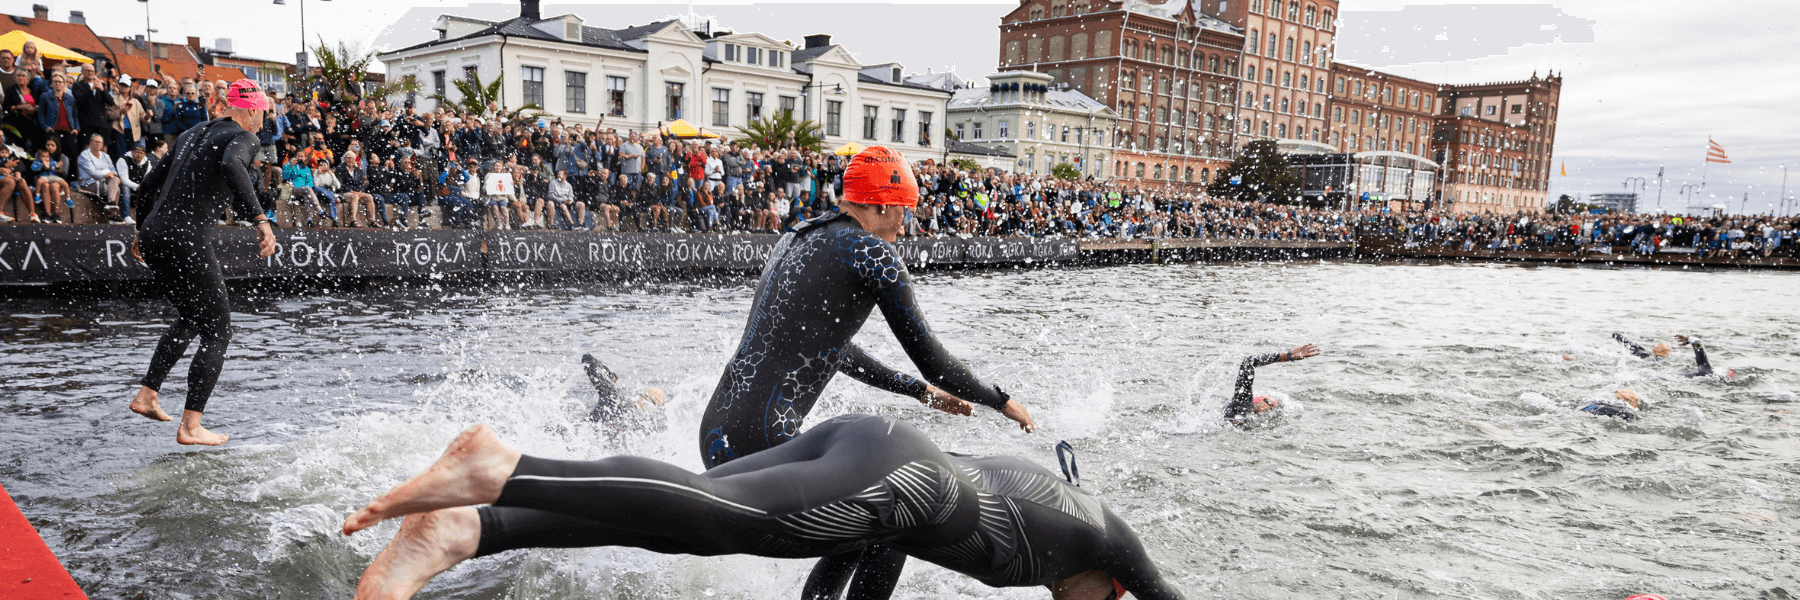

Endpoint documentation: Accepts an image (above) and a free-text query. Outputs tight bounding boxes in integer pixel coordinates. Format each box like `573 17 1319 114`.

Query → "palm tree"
735 111 825 153
296 39 419 106
428 71 542 117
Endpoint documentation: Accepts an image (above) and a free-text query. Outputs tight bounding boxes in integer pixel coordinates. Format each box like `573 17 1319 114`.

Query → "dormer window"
891 67 901 82
566 21 580 40
747 47 761 65
725 44 738 61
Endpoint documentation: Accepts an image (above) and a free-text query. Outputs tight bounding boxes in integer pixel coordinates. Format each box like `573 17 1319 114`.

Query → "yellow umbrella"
0 31 94 64
833 142 863 156
660 119 720 139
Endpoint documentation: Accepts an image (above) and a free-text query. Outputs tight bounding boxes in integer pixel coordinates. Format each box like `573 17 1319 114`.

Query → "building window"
827 100 843 136
463 65 479 86
712 88 731 126
863 105 879 139
725 43 738 61
522 66 545 107
607 76 627 116
973 121 984 140
1027 121 1036 139
891 108 907 142
747 47 761 65
955 123 966 140
772 52 783 68
779 96 796 119
565 71 587 114
666 82 685 120
998 119 1010 139
1061 125 1069 142
746 91 764 123
432 70 446 97
918 111 933 146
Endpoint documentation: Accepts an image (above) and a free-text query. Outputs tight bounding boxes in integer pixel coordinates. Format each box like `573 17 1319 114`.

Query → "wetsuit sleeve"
853 235 1010 410
1102 511 1186 600
841 343 931 398
133 147 178 230
1612 333 1651 359
1225 353 1284 420
223 131 264 220
1685 336 1714 377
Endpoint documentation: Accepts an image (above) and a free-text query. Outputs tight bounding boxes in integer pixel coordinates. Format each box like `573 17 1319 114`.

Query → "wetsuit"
1579 402 1638 422
582 354 628 423
474 414 1183 600
699 208 1009 467
1611 333 1715 377
1223 353 1285 422
133 118 263 414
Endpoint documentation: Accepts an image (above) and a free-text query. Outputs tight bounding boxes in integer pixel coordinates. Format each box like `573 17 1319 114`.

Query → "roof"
789 44 836 64
110 52 246 84
904 71 971 92
0 12 111 61
948 85 1113 114
947 139 1014 158
857 72 950 95
386 15 681 56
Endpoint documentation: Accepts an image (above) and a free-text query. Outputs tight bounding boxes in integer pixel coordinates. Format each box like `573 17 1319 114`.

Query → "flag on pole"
1706 139 1731 164
1560 161 1566 177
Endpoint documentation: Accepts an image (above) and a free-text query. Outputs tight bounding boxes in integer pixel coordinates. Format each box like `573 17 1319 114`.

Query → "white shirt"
705 156 723 181
77 148 114 183
115 154 147 191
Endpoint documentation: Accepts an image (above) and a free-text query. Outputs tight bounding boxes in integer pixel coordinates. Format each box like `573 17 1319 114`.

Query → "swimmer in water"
1224 344 1320 424
126 79 278 446
581 354 666 425
1613 333 1725 378
341 414 1184 600
1580 389 1641 421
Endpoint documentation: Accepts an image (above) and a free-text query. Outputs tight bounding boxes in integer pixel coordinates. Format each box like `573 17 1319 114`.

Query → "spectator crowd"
0 45 1789 261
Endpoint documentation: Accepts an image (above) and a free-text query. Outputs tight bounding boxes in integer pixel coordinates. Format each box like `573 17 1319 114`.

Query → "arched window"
1135 162 1146 177
1248 30 1260 54
1208 55 1220 72
1172 79 1185 98
1305 4 1317 26
1265 68 1274 84
1156 107 1167 124
1302 41 1312 63
1153 164 1164 179
1206 85 1217 102
1029 5 1043 19
1322 9 1334 30
1287 0 1299 20
1260 121 1271 136
1282 71 1292 87
1266 33 1278 57
1184 167 1194 182
1278 123 1288 138
1284 38 1295 61
1051 0 1065 16
1138 104 1149 121
1157 77 1169 94
1162 45 1174 64
1280 97 1290 113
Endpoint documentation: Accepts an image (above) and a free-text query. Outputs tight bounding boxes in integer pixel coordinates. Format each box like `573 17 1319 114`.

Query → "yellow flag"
1560 161 1567 177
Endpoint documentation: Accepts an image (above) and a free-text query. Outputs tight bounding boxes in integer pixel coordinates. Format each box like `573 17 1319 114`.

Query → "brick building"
996 0 1246 189
1431 73 1562 212
1327 62 1435 156
1200 0 1338 147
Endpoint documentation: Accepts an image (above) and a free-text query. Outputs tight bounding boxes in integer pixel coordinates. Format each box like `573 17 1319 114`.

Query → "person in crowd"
481 161 517 230
114 141 155 226
76 133 121 214
167 85 208 139
37 72 79 165
71 64 113 152
126 79 278 446
340 415 1183 600
30 141 69 222
0 152 35 223
1224 344 1321 424
281 152 323 227
337 150 381 228
545 169 585 230
5 69 45 152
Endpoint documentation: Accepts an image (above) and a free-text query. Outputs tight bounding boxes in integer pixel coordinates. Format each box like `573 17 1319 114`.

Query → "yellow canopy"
0 31 94 64
833 142 864 156
660 119 720 139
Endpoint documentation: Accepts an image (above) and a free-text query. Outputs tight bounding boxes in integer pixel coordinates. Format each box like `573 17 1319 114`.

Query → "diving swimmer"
126 79 277 446
341 414 1184 600
1612 333 1724 377
1224 344 1320 424
581 353 666 425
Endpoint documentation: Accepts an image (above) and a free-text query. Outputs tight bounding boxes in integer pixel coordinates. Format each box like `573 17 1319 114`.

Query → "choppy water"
3 261 1797 599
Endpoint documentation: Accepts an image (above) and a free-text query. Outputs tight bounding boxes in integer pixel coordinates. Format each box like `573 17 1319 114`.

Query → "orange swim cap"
841 146 918 207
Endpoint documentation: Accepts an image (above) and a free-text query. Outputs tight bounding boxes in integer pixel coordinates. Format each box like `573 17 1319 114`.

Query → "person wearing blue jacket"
166 86 208 138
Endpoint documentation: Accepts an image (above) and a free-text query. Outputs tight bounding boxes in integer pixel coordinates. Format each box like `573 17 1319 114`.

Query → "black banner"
0 225 1082 285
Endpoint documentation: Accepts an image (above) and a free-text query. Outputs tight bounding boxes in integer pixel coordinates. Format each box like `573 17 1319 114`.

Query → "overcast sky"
8 0 1796 214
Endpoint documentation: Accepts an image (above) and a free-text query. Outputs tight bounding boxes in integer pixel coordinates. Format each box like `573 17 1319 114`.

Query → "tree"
1050 162 1081 180
428 70 541 116
1206 139 1302 203
949 157 979 171
298 39 419 108
735 111 825 153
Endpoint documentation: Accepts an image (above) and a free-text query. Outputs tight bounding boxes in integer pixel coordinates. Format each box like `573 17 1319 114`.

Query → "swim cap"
225 78 270 110
1625 595 1667 600
1252 395 1280 413
841 146 918 207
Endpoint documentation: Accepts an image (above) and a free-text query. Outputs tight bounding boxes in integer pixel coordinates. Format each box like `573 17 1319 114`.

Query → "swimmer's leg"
343 425 521 535
354 507 480 600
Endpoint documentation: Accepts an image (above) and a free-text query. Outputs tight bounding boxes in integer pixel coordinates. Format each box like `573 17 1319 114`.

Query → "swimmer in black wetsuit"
1580 389 1641 421
581 353 666 428
1612 333 1722 378
341 414 1183 600
1223 343 1319 424
125 80 277 446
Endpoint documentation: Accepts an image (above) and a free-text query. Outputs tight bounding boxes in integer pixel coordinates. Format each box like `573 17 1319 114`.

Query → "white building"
944 71 1117 179
377 0 949 163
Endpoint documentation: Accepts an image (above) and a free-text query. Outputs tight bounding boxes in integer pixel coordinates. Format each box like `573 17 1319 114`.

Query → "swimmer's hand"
1001 399 1036 433
920 386 974 417
1287 343 1320 361
1675 334 1691 346
255 221 276 258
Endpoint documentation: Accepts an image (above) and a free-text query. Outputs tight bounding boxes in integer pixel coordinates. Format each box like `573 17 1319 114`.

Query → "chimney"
134 35 146 51
803 34 831 49
31 4 47 20
187 36 201 52
521 0 541 21
68 10 85 25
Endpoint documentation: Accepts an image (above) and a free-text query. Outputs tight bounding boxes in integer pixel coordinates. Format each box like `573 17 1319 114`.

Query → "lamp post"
1678 184 1701 212
800 81 844 142
137 0 153 79
274 0 329 77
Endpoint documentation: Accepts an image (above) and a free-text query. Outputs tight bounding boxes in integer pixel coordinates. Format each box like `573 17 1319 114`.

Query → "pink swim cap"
1625 595 1668 600
225 78 270 110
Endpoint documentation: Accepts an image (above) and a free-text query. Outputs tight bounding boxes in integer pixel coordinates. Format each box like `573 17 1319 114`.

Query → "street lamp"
137 0 153 79
1678 184 1701 211
274 0 330 75
800 82 844 139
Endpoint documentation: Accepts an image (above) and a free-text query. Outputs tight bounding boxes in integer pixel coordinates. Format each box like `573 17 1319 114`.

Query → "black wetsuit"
699 209 1009 468
1612 333 1715 377
133 118 263 414
1223 353 1285 422
1579 402 1638 421
475 414 1183 600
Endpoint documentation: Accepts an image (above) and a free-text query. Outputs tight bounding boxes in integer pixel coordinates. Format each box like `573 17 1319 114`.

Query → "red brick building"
1200 0 1338 147
997 0 1245 189
1327 63 1435 156
1431 73 1563 212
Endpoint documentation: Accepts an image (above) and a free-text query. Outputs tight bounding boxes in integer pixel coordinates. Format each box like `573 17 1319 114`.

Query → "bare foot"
177 410 229 446
342 425 520 536
129 386 173 422
354 507 481 600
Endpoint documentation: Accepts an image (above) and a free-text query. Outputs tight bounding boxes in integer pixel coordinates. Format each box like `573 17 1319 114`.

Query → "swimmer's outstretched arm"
1225 344 1318 420
852 236 1032 431
1676 335 1714 376
1613 333 1652 359
842 343 974 416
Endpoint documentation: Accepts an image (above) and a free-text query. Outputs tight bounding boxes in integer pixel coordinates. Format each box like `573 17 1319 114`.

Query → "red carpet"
0 484 87 599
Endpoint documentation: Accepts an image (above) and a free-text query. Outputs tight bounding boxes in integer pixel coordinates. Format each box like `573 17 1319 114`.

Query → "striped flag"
1706 139 1732 164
